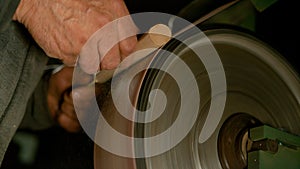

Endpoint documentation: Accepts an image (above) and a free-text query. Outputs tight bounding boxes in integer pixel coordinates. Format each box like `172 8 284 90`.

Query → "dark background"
2 0 298 169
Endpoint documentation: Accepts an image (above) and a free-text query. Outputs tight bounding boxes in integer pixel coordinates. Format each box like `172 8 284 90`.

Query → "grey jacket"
0 0 54 165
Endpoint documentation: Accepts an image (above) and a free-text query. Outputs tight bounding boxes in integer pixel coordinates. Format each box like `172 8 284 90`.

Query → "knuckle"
101 60 119 70
94 11 114 27
121 37 137 55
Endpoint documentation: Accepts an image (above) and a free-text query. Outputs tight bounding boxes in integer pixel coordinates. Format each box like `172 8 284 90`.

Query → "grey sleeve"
0 0 55 130
0 22 49 164
19 71 57 130
0 0 20 32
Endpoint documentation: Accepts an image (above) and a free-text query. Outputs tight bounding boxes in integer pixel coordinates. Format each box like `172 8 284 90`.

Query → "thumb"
78 20 121 74
72 85 96 121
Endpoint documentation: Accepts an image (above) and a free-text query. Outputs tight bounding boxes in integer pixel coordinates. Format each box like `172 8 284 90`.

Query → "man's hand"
47 66 81 132
13 0 137 71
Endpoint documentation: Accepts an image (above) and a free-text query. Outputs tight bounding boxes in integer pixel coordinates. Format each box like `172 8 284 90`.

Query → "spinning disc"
94 28 300 169
137 28 300 169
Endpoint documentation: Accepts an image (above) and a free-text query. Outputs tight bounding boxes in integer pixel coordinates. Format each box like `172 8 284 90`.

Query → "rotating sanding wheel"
94 28 300 169
135 28 300 169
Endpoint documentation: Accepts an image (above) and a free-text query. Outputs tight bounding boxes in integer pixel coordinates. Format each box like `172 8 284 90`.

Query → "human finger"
60 92 77 120
118 20 138 60
57 112 81 133
115 1 138 59
100 43 121 70
50 66 74 94
71 85 95 120
79 18 120 73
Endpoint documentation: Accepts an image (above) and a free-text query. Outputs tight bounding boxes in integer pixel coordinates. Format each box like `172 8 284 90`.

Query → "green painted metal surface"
248 125 300 169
